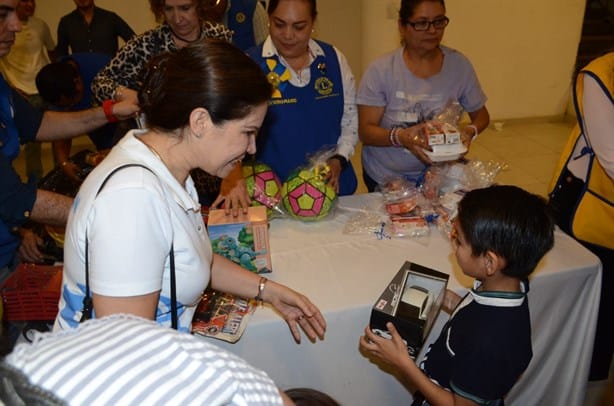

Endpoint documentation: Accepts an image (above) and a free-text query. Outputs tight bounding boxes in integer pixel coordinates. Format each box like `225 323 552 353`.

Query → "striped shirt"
5 315 283 405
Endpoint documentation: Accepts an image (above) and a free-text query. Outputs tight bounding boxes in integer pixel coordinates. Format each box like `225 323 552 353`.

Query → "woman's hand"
113 86 138 105
397 124 432 165
212 165 251 216
325 157 342 193
264 281 327 344
360 322 413 369
460 125 476 151
17 229 44 264
110 86 140 121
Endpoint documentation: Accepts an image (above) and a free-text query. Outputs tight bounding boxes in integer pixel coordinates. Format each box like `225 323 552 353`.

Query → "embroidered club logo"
314 77 333 96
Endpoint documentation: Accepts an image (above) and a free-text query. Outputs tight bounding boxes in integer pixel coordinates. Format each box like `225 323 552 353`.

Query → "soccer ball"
243 162 282 211
281 168 337 221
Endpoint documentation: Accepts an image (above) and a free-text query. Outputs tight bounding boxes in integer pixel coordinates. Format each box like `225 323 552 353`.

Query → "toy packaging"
191 288 256 343
423 122 466 162
370 261 448 358
207 206 272 274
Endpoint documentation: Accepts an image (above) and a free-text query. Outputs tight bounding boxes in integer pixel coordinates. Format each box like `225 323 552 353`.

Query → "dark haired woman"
357 0 490 191
240 0 358 196
54 40 326 346
91 0 232 107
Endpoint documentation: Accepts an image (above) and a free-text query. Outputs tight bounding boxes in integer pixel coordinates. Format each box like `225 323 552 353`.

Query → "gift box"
207 206 272 274
370 261 448 357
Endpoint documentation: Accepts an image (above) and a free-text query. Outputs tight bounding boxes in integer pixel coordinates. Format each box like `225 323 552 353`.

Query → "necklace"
169 24 202 45
141 139 163 162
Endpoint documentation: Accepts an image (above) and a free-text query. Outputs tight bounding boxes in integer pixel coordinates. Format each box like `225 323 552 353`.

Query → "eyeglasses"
405 16 449 31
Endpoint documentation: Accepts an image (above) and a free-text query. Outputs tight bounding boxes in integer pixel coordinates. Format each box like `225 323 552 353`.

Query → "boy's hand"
359 322 412 369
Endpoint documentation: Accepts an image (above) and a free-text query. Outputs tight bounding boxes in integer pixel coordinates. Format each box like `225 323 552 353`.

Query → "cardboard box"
426 122 460 146
207 206 272 274
370 261 448 357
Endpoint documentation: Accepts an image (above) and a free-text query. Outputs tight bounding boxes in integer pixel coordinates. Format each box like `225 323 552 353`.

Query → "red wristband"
102 100 118 123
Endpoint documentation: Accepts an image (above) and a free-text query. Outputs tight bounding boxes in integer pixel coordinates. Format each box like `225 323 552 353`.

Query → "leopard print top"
91 21 232 103
91 21 232 205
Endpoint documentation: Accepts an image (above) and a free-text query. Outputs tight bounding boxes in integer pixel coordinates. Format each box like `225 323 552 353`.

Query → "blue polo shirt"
0 75 44 268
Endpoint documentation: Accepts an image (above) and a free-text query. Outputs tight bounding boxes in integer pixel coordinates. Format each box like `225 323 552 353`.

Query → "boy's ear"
483 250 505 276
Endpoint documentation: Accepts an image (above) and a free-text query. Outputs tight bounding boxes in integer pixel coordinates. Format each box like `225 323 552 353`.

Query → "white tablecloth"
214 193 601 406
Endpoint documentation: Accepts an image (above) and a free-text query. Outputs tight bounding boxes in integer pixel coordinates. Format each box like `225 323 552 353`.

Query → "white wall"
36 0 586 120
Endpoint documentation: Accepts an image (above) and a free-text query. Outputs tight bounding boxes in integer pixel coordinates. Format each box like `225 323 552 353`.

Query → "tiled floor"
14 118 614 405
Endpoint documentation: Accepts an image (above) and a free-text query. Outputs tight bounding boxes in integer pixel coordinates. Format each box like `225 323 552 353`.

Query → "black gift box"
370 261 449 357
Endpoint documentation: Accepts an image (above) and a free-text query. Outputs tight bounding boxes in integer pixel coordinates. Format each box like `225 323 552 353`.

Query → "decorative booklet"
191 289 256 343
207 206 272 274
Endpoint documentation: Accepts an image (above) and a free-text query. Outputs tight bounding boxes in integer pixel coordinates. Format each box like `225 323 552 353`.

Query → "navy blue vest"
228 0 257 51
247 41 357 195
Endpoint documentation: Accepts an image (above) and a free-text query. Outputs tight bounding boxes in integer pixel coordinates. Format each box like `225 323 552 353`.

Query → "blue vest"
247 41 357 195
228 0 257 51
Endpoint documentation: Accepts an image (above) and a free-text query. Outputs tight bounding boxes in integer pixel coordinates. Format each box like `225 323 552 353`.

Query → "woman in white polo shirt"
54 40 326 345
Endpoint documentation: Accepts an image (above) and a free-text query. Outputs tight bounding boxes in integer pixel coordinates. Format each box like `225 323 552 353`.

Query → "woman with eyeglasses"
357 0 490 192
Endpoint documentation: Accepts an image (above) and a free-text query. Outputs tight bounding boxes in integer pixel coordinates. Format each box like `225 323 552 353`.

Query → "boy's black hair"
35 60 80 105
284 387 340 406
457 185 554 278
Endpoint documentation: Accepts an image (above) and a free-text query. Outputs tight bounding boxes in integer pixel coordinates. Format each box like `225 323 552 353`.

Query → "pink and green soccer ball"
242 162 282 210
281 169 337 221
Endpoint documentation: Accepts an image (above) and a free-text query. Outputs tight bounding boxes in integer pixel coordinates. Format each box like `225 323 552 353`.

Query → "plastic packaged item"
421 101 466 162
387 214 430 238
280 147 338 221
380 178 419 215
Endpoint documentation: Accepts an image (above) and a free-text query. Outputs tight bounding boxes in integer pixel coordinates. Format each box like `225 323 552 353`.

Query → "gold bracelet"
255 277 268 303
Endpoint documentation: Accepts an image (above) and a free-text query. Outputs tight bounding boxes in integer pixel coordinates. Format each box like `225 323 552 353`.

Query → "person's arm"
583 73 614 178
35 99 139 142
360 322 478 406
54 18 69 59
29 189 73 226
326 47 358 192
252 1 269 46
17 228 44 264
52 140 82 182
358 104 431 164
91 33 146 103
113 13 136 42
42 20 56 61
461 106 490 147
210 253 326 344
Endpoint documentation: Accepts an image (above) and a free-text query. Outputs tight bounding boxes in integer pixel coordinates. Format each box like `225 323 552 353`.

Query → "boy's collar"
469 279 528 307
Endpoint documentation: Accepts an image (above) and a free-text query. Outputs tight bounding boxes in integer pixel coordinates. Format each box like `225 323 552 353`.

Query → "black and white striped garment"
4 315 283 406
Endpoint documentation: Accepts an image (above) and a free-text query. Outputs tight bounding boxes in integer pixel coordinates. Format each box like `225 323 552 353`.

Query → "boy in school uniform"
360 185 555 406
